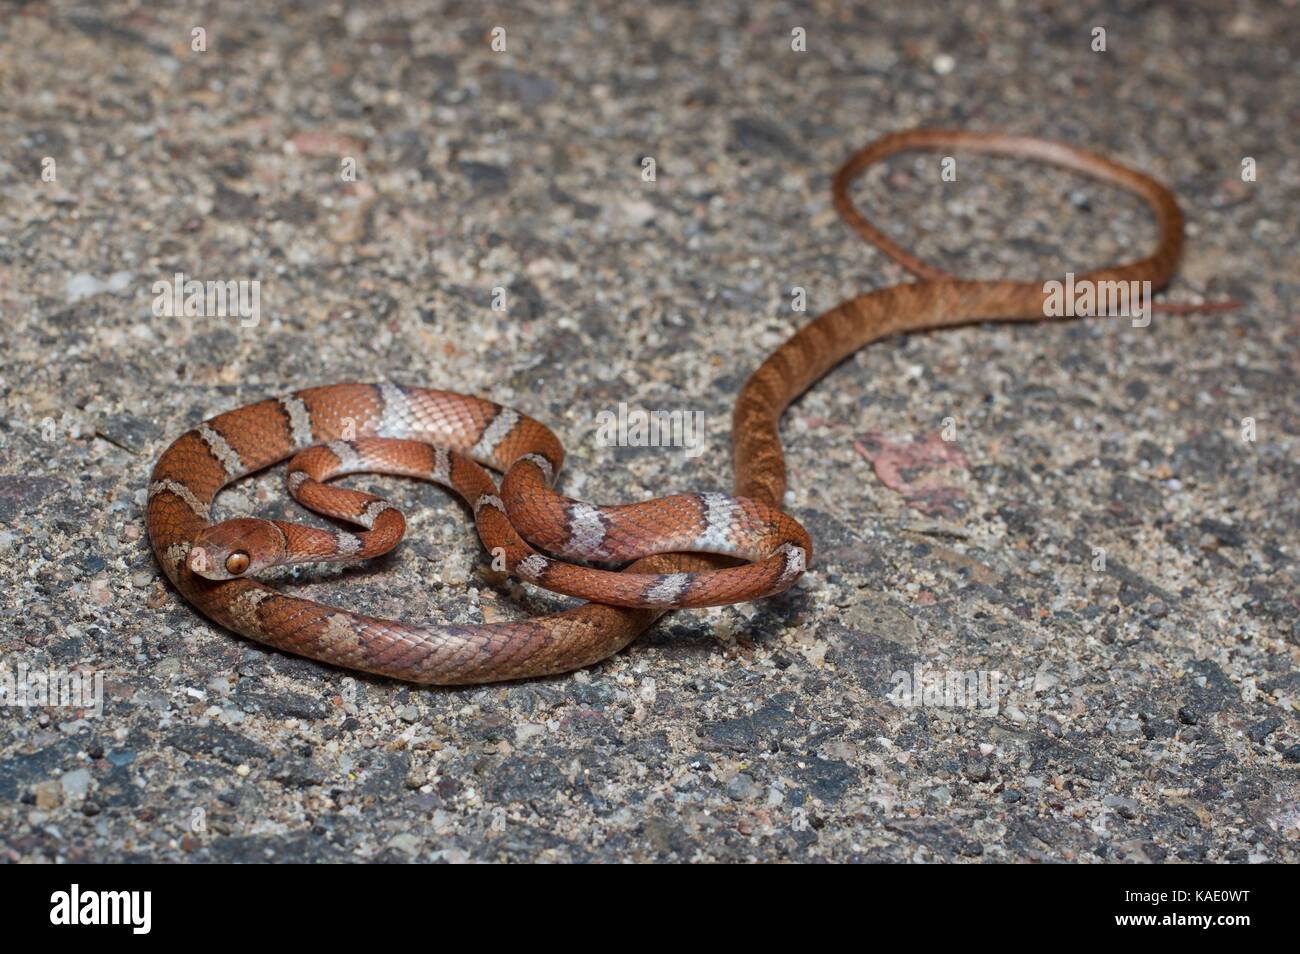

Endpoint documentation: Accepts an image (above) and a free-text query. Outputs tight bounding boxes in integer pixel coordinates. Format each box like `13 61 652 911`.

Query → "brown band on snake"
147 129 1233 685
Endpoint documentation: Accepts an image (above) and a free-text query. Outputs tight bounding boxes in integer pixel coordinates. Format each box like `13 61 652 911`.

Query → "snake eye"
224 551 251 576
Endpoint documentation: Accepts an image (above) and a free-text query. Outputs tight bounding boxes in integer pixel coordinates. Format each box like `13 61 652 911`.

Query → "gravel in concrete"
0 1 1296 862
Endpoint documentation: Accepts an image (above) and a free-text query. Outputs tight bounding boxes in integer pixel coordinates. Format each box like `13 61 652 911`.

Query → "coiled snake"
147 129 1229 684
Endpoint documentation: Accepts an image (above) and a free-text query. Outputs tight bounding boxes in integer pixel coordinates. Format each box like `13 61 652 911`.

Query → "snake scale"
148 129 1227 685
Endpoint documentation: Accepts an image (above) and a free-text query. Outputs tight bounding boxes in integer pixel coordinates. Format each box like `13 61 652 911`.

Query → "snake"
147 129 1231 685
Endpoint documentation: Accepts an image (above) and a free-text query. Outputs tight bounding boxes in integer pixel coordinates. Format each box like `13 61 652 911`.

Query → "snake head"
189 519 284 580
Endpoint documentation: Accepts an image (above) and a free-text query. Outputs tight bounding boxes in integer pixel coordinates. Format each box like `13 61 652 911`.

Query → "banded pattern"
147 129 1227 684
176 386 811 603
149 381 809 683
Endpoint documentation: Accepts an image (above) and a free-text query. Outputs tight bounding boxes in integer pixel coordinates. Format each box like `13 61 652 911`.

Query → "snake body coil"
147 130 1214 684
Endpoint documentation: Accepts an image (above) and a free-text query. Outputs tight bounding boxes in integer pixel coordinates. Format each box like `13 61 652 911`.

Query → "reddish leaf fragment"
854 431 970 518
